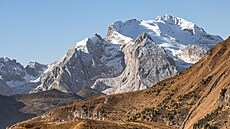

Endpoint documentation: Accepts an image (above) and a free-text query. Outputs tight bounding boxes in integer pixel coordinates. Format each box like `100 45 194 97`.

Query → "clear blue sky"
0 0 229 65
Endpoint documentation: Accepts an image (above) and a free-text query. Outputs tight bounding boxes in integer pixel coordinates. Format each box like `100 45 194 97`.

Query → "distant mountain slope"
0 57 47 95
0 79 15 95
11 37 229 129
0 90 83 129
0 95 34 129
35 15 222 95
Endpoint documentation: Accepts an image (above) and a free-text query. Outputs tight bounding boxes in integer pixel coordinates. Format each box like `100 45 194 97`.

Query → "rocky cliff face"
36 33 178 95
35 34 125 94
0 57 25 82
179 45 207 63
92 33 177 94
34 15 222 95
0 57 47 95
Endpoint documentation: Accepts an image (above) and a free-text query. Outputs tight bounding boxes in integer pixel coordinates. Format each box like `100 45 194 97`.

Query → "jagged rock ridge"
0 57 47 95
35 34 125 94
34 14 222 95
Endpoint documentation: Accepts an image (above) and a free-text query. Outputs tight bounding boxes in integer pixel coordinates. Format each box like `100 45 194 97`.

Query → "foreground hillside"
9 37 230 129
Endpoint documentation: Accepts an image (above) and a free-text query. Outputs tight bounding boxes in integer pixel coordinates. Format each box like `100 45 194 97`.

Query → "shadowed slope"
0 90 84 129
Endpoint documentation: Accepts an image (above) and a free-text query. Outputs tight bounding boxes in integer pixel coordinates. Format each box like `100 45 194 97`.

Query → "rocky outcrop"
180 45 207 63
72 105 106 120
92 33 177 94
219 88 230 106
35 34 125 94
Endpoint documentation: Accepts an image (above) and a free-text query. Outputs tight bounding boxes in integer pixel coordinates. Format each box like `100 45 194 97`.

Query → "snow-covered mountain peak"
73 34 106 55
156 14 194 26
27 61 42 68
45 34 106 76
73 38 89 54
157 14 197 33
108 14 222 43
25 61 47 77
0 57 10 63
106 15 223 67
113 19 140 29
0 57 22 67
108 19 142 40
156 14 209 36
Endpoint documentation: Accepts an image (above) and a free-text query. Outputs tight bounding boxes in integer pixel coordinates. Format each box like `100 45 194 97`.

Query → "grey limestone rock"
92 33 178 94
36 34 125 94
